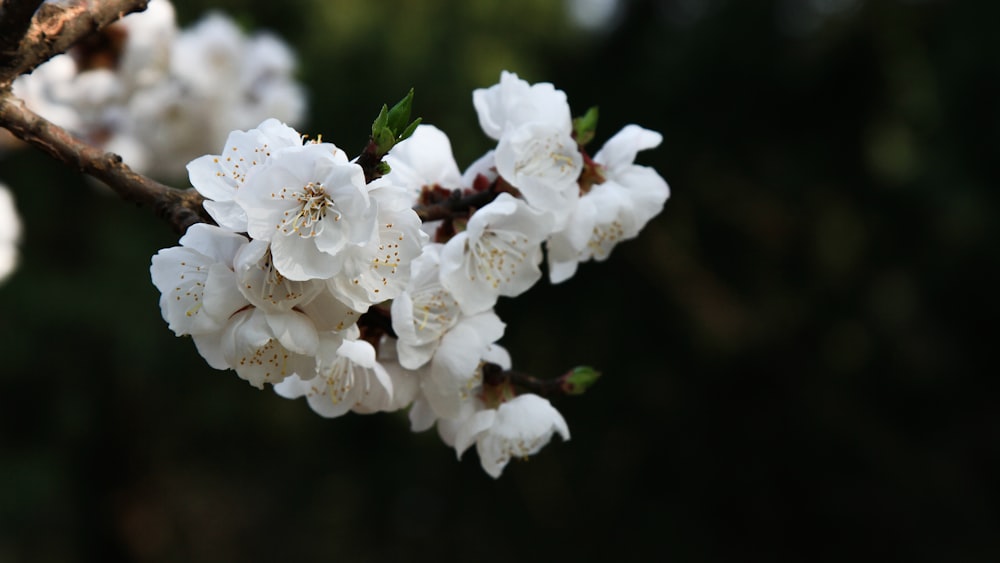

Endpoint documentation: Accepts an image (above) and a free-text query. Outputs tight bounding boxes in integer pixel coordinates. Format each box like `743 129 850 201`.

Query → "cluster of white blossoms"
0 182 22 285
150 71 669 477
11 0 305 179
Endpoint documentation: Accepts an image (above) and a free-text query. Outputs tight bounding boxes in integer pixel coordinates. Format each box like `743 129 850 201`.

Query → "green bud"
561 366 601 395
386 88 415 133
573 106 599 146
369 89 422 156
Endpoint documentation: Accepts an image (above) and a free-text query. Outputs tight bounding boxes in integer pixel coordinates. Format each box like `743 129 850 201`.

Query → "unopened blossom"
237 142 375 281
547 124 670 283
454 393 570 478
0 183 22 285
274 329 393 417
439 193 548 315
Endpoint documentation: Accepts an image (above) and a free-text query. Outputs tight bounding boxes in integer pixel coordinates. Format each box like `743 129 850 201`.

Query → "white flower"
593 124 670 232
473 71 583 227
149 223 250 336
408 342 510 438
274 330 394 417
194 307 318 389
493 121 582 226
187 118 304 232
391 243 462 369
11 55 84 132
439 193 548 314
116 0 176 90
237 142 375 281
546 124 670 283
0 183 22 285
454 393 570 479
382 124 463 201
233 238 326 312
375 337 421 412
324 182 427 311
421 317 506 420
472 70 573 141
170 12 244 96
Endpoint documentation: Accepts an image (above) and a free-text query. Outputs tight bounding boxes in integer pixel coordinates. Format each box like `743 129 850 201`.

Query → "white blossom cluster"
0 182 22 285
150 71 669 477
11 0 305 179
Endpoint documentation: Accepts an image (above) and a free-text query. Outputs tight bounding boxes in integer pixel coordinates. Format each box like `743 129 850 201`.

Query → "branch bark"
0 0 149 86
0 0 45 64
0 91 209 233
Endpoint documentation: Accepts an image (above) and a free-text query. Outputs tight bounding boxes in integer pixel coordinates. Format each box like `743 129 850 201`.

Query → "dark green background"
1 0 997 561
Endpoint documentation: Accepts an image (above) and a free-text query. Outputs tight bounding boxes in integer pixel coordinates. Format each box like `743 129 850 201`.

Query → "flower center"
467 230 530 289
279 182 339 237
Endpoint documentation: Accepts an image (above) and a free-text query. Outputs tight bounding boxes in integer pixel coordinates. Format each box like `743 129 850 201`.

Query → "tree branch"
0 0 149 86
414 188 498 223
0 0 45 65
0 91 209 234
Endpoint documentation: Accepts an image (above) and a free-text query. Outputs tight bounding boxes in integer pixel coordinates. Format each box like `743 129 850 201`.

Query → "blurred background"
2 0 999 561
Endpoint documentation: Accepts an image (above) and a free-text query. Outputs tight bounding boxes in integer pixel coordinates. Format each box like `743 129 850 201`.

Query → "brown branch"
414 188 499 223
0 0 45 63
0 91 209 234
0 0 149 86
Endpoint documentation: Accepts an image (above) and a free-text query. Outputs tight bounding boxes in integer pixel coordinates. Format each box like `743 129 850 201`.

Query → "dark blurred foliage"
2 0 999 561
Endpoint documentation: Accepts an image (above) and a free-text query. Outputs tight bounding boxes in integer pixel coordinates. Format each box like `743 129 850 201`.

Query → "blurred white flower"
0 183 23 285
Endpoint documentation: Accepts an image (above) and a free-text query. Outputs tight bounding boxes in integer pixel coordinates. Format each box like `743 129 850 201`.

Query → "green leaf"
371 104 389 137
561 366 601 395
399 117 422 141
386 88 415 134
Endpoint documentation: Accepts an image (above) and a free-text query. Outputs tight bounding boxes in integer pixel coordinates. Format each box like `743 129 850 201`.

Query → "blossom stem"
355 138 386 184
0 91 211 233
481 362 572 398
0 0 150 87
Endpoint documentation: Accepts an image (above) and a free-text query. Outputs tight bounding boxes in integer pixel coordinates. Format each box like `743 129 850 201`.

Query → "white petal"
454 409 496 459
594 124 662 173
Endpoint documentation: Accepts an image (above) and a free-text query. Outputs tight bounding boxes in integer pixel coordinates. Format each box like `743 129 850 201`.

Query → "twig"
0 92 209 233
414 188 499 223
0 0 149 86
482 363 570 398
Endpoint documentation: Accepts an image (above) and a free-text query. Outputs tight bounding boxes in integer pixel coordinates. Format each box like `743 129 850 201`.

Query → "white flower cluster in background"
150 71 669 477
0 182 22 285
11 0 305 180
